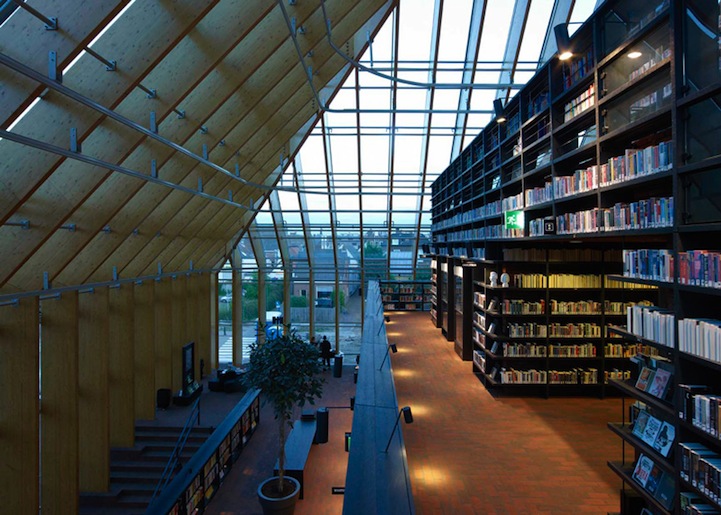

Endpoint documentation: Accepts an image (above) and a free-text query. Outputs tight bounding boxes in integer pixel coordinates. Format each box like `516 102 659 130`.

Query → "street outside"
217 290 365 365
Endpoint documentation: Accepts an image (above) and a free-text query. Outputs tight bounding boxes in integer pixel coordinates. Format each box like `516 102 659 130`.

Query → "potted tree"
243 327 325 514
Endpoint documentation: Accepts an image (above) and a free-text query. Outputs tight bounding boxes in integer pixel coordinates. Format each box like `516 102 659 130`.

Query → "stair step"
110 470 164 482
111 461 168 472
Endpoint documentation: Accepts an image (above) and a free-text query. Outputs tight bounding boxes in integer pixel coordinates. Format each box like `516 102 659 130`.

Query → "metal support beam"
10 0 57 29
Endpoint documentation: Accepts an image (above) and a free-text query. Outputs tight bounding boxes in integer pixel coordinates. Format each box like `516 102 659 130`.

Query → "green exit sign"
504 210 524 230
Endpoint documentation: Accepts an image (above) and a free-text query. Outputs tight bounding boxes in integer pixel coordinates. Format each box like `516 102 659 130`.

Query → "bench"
273 418 317 499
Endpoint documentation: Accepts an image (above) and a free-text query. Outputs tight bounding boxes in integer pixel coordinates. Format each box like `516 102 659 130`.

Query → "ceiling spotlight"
493 98 506 123
627 51 642 59
554 24 573 61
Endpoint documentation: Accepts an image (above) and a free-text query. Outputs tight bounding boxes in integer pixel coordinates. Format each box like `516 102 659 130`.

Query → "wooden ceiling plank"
0 0 218 224
2 0 274 292
0 0 129 128
49 1 362 285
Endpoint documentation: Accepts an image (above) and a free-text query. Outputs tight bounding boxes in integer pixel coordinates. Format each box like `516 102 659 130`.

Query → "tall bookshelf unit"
379 280 433 312
430 0 721 512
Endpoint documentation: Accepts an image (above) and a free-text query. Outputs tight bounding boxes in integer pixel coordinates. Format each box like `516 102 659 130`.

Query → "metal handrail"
148 396 202 506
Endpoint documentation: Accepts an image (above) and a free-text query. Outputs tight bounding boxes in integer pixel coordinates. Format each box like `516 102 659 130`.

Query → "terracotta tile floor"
206 311 625 514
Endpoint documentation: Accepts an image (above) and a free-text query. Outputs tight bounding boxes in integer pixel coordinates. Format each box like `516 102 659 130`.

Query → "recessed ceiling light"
627 51 642 59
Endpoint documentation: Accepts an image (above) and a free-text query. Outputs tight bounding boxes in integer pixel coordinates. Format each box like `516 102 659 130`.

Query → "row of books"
626 304 676 347
497 299 545 315
622 248 673 282
679 250 721 288
485 224 524 240
553 165 598 199
632 453 675 509
550 299 602 314
688 391 721 440
679 317 721 364
680 492 721 514
555 196 674 235
627 82 672 123
627 45 671 82
502 247 612 262
525 180 553 207
548 323 602 338
527 90 549 118
598 140 672 187
548 368 598 384
680 442 721 506
562 48 594 90
605 343 661 358
501 191 523 212
563 83 595 122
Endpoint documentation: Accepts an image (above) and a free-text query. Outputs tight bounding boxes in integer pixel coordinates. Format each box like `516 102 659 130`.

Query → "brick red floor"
206 311 626 514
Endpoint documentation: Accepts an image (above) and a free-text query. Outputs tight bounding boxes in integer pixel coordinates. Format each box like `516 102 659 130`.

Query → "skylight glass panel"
360 135 390 173
477 0 515 63
437 0 473 62
516 0 554 64
569 0 598 35
330 136 359 174
397 0 434 62
392 135 423 172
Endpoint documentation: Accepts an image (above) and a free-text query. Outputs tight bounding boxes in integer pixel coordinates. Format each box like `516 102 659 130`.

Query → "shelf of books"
379 280 433 312
429 0 721 510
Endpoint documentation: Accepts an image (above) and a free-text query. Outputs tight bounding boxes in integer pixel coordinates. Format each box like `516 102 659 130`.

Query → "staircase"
79 425 213 515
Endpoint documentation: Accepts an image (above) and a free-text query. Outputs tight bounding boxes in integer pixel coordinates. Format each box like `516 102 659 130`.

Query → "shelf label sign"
543 218 556 235
504 210 524 230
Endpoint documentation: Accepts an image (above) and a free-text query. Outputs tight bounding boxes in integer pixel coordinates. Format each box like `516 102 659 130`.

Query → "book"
632 410 651 439
635 366 655 392
645 462 663 495
641 415 663 446
652 421 675 457
647 367 672 399
655 471 675 509
632 454 654 487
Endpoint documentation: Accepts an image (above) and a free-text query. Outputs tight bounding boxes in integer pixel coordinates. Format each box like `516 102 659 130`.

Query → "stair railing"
148 397 202 506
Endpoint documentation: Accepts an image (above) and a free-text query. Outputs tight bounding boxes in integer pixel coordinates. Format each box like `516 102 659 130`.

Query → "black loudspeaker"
315 407 329 444
156 388 172 409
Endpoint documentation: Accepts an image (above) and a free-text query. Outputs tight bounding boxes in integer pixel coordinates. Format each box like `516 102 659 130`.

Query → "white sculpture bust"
489 271 498 287
500 272 510 288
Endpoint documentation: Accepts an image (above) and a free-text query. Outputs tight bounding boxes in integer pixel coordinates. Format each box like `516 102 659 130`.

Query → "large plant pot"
257 476 301 515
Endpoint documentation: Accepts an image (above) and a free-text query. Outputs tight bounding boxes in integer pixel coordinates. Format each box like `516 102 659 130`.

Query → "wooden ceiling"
0 0 393 294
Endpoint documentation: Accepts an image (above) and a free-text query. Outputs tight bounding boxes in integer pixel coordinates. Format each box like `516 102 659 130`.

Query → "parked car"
219 295 232 303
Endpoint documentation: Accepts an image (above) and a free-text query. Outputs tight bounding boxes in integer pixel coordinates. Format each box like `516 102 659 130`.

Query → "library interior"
2 0 721 514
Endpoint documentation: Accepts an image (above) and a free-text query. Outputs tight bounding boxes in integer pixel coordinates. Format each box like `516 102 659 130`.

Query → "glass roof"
248 0 600 280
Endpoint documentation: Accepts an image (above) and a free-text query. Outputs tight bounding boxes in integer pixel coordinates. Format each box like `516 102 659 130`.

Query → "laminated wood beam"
185 274 200 378
108 284 134 446
171 275 187 392
198 273 214 372
78 287 110 492
154 278 172 391
40 291 79 514
133 280 155 420
0 297 39 513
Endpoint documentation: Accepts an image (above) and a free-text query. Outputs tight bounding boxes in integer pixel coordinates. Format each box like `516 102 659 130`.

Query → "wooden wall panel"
78 288 110 492
41 292 79 513
154 279 172 391
185 275 200 378
109 285 134 446
171 275 187 392
197 273 213 372
134 281 155 420
0 297 39 513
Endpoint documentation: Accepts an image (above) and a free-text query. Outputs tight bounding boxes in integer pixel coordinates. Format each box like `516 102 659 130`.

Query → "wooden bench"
273 418 317 499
